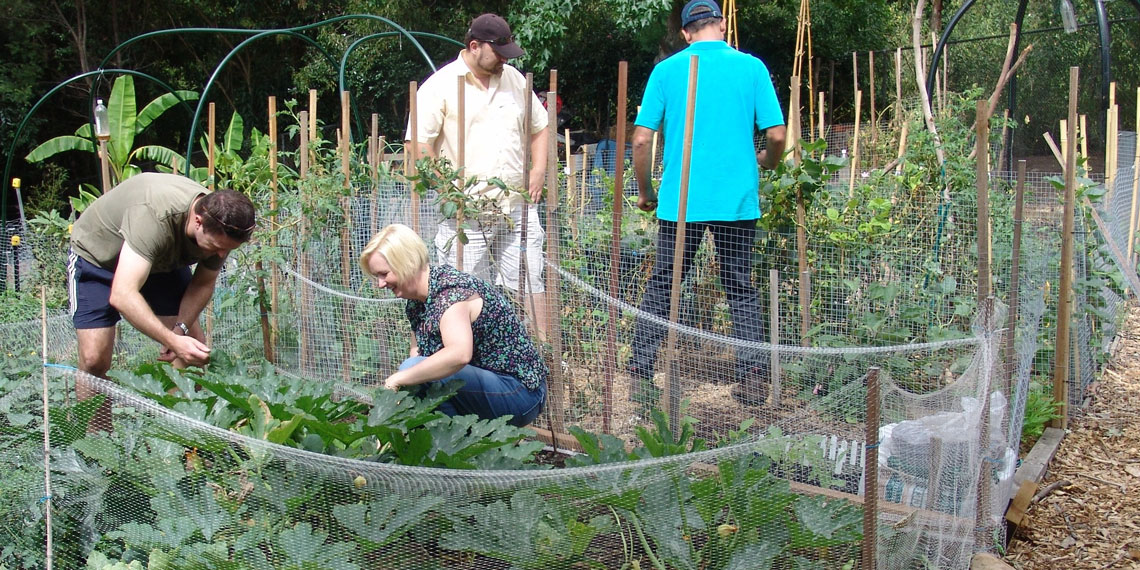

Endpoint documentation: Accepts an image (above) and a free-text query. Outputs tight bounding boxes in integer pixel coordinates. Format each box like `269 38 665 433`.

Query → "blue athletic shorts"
67 250 193 329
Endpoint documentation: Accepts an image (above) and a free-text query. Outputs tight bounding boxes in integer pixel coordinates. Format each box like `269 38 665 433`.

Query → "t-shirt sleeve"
753 60 785 131
634 67 666 131
119 204 168 265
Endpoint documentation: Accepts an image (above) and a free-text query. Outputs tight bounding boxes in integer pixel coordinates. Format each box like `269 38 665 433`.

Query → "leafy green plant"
1020 379 1062 444
25 75 198 184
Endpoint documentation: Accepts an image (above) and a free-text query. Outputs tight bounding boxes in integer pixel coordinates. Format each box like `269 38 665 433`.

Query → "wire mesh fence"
1 115 1137 570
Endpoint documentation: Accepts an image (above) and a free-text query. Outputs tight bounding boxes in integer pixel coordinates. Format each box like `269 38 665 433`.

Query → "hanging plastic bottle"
94 99 110 140
1060 0 1078 34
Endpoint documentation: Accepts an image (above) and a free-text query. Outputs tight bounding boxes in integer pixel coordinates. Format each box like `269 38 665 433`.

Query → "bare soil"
1004 303 1140 569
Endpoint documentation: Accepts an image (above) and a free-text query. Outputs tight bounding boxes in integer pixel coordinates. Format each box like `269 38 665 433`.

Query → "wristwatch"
175 322 190 336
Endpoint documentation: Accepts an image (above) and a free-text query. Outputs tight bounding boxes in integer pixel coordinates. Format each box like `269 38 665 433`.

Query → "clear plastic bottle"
94 99 110 140
1060 0 1078 34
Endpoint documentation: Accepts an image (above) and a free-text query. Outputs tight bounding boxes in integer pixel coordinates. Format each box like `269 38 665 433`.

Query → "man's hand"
637 188 658 212
527 174 545 203
162 334 211 366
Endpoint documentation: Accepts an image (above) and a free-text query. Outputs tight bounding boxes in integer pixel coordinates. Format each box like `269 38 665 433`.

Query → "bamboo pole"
308 89 318 142
1006 161 1026 389
298 110 311 373
1051 67 1079 430
1106 105 1118 205
1079 114 1088 163
1128 87 1140 264
848 90 862 197
787 76 800 158
769 269 781 406
852 52 858 98
1060 119 1069 164
664 55 699 431
545 70 566 439
976 100 992 302
40 285 53 570
409 81 420 234
868 51 876 146
206 102 216 346
456 76 466 270
862 366 881 570
805 0 814 142
580 150 589 216
606 61 629 434
894 121 909 175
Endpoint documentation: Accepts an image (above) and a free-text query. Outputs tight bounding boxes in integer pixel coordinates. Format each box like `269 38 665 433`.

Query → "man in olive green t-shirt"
68 173 255 428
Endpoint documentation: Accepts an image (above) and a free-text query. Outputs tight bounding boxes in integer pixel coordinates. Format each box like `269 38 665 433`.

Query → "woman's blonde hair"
359 224 429 282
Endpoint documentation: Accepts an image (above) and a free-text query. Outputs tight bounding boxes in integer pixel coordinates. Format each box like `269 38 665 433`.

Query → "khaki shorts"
434 204 545 294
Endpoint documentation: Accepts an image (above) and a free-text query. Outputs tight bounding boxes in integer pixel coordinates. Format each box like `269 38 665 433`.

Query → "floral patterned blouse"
405 265 548 391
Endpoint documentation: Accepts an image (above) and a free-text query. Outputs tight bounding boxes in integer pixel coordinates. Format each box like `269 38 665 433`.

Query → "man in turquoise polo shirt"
628 0 786 406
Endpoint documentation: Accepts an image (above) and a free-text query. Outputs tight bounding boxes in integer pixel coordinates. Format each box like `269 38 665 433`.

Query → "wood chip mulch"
1004 304 1140 569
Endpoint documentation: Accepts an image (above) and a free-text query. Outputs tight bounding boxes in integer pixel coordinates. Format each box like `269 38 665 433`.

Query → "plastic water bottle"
94 99 110 140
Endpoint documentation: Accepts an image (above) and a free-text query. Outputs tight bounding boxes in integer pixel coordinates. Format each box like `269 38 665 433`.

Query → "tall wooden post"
790 77 810 346
298 110 311 373
1129 87 1140 264
868 51 877 146
769 269 781 406
205 102 216 346
976 100 992 302
664 56 699 431
605 62 629 434
339 91 354 382
1005 161 1026 389
1051 68 1079 429
456 75 466 269
408 82 420 234
848 90 862 197
545 70 566 438
862 366 881 570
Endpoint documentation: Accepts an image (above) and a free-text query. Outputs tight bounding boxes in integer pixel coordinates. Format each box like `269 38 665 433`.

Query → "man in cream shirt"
407 13 551 341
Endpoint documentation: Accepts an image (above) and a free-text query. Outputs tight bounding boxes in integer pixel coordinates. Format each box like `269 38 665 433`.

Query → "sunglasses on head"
478 35 514 46
202 209 255 241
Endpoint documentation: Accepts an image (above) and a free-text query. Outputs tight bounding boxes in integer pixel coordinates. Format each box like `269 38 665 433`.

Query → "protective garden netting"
2 114 1138 569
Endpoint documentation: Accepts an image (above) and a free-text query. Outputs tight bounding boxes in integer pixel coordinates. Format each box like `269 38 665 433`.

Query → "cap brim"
490 42 525 59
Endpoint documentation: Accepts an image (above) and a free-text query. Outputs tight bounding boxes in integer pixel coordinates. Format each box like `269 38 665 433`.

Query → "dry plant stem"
911 0 945 165
1031 479 1071 504
966 24 1033 160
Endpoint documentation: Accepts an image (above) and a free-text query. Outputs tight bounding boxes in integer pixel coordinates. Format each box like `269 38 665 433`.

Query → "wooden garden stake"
1128 87 1140 263
254 97 278 364
862 366 881 570
298 110 311 373
564 127 572 213
408 81 420 234
848 90 862 198
868 51 876 145
518 74 530 308
974 297 998 550
975 100 992 302
789 77 810 346
818 91 826 142
206 102 216 346
851 52 859 98
1051 67 1079 430
457 75 466 270
605 61 629 434
1006 161 1026 389
664 55 699 431
339 91 353 382
370 114 379 237
1106 83 1117 204
894 48 903 128
545 71 566 440
40 285 53 570
268 96 279 348
1079 114 1087 163
769 269 781 407
580 150 589 217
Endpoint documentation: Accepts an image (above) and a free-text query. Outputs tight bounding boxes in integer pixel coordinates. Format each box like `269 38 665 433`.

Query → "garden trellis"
3 19 1140 570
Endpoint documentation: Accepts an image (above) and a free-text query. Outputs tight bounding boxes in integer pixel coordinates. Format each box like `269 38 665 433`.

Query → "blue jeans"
628 219 769 384
398 357 545 427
